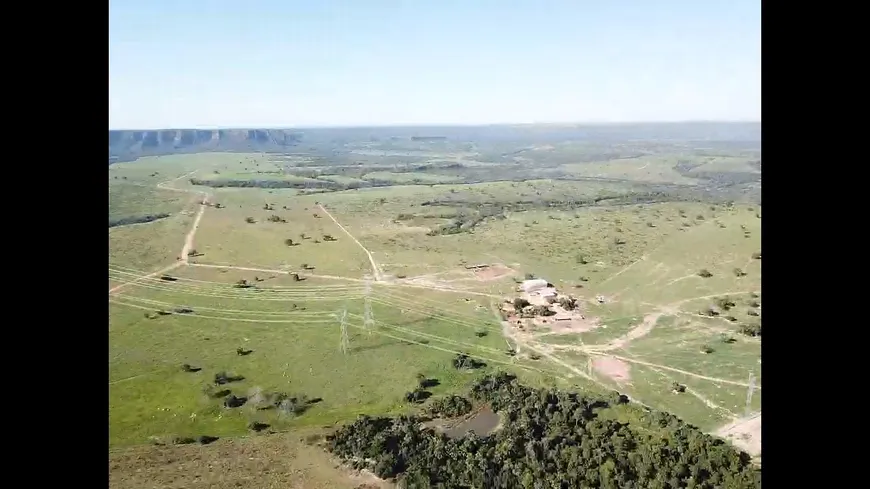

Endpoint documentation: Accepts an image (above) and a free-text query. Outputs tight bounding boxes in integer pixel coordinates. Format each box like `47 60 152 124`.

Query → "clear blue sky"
109 0 760 129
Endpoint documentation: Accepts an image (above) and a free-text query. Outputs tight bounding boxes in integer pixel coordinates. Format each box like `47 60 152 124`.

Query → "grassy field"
109 148 761 471
109 263 567 447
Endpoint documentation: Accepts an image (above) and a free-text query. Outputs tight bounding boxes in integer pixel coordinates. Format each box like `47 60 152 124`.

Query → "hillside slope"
108 128 302 163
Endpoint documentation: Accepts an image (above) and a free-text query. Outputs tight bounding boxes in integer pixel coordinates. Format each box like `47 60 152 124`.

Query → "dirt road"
180 194 208 263
317 204 383 281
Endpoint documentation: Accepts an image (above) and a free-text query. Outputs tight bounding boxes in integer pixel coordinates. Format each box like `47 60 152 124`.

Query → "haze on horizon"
109 0 760 130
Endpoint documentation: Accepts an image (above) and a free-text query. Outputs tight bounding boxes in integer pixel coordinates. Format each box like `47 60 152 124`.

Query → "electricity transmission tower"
363 276 374 335
338 307 349 355
745 372 756 416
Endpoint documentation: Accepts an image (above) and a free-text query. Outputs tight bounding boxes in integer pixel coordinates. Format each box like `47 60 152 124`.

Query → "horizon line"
108 120 761 132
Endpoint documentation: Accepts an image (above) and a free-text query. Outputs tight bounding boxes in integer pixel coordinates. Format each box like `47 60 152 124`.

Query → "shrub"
426 395 473 418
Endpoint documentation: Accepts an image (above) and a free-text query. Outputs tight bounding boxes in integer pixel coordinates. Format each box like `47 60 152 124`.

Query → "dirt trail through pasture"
109 170 209 294
109 262 183 295
189 263 501 298
591 352 760 388
586 310 668 352
180 194 209 263
318 204 383 281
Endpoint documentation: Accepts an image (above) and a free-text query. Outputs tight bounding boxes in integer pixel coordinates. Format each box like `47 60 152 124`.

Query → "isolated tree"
672 382 686 393
698 269 713 278
558 296 578 310
739 323 762 337
513 298 530 310
701 345 714 354
715 297 735 310
751 252 761 259
245 217 256 224
733 268 746 277
285 238 295 246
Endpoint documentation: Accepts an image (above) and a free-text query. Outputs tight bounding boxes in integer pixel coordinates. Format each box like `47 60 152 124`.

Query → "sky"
109 0 760 129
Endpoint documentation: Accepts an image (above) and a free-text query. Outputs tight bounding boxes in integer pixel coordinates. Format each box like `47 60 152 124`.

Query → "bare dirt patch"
472 264 515 281
592 356 632 383
587 310 667 352
716 413 761 457
532 313 599 333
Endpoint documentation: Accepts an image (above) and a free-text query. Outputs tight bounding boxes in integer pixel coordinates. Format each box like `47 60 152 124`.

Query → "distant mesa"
410 136 447 141
108 128 302 164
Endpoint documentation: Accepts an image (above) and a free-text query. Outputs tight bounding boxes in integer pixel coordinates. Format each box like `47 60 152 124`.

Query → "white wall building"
520 279 549 293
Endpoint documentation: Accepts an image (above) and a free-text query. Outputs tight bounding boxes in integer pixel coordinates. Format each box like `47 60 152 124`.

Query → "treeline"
284 162 466 180
422 192 686 236
189 178 395 190
109 213 170 228
328 373 760 489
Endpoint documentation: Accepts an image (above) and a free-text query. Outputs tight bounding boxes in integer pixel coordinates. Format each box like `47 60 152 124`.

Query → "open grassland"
109 183 191 221
109 215 192 272
109 263 566 447
191 190 372 277
109 151 761 462
562 156 699 184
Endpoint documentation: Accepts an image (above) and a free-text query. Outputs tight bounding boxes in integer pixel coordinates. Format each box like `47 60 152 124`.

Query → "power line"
745 371 756 416
364 275 374 335
339 307 349 355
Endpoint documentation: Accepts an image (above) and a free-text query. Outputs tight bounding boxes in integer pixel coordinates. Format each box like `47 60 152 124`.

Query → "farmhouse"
519 278 549 293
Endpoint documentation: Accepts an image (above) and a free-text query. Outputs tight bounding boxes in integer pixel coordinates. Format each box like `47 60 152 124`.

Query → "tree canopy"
328 373 760 489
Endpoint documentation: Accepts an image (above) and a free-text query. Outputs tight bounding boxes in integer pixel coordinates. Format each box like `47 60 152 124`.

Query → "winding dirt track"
109 171 210 295
318 204 383 281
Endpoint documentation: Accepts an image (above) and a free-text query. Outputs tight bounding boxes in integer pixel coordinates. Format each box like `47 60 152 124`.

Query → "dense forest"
328 373 760 489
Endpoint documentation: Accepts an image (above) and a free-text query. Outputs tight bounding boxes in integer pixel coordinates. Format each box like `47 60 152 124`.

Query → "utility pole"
745 372 756 416
364 276 374 335
339 307 349 355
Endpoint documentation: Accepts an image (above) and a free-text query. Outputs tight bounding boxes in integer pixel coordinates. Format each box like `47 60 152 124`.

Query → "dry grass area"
715 413 761 458
109 432 392 489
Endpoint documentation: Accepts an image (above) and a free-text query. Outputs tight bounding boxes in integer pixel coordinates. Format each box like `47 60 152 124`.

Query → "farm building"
520 279 549 293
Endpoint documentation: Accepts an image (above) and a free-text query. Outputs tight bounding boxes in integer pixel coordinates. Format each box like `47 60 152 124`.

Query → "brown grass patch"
592 356 632 383
108 432 393 489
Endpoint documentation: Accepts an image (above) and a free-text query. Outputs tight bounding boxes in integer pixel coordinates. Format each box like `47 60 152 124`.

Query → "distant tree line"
328 372 760 488
109 213 170 228
188 177 395 191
